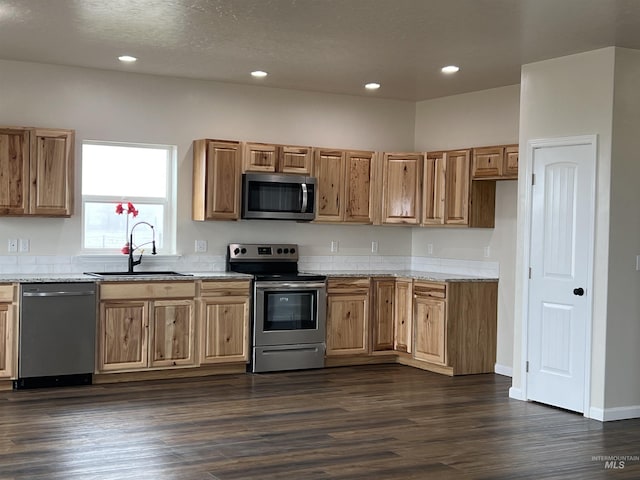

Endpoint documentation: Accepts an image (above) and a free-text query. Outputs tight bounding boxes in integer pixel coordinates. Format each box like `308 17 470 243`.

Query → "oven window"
264 290 317 330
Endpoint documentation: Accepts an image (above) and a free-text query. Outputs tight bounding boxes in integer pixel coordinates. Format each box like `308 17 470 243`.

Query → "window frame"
80 140 177 255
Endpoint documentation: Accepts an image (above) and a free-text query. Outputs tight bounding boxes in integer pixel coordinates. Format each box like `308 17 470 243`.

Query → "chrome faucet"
128 221 157 273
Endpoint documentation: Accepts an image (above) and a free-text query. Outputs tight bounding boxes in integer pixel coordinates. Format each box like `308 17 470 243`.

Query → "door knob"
573 287 585 296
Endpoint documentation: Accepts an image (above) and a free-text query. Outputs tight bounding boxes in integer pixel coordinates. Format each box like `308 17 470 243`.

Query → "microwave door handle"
301 183 308 213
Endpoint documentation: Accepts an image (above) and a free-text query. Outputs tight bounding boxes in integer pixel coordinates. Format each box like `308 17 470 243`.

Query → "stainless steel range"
227 243 327 373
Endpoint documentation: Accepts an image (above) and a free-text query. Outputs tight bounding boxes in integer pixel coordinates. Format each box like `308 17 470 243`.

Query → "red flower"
121 243 130 255
116 202 138 217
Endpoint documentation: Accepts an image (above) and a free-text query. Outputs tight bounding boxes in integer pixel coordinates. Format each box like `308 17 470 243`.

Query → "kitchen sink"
85 271 192 277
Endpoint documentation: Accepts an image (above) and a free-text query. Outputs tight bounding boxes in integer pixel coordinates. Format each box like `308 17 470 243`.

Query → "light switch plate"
371 241 378 254
7 239 17 253
636 255 640 271
195 240 207 253
330 240 339 253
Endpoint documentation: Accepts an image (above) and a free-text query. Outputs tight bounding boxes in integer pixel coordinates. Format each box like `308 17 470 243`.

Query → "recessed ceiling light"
118 55 137 63
365 82 381 90
441 65 460 74
251 70 268 78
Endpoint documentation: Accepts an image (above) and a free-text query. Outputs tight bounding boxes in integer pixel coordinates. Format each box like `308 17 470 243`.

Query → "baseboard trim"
509 386 525 400
494 363 512 377
589 405 640 422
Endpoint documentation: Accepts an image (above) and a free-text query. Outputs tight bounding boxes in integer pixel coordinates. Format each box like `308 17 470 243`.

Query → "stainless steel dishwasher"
15 282 97 389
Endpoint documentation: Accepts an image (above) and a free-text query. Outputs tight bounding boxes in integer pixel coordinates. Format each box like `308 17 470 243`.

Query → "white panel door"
527 139 595 413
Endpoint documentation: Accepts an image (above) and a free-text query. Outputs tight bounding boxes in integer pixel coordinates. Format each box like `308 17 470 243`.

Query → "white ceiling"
3 0 640 101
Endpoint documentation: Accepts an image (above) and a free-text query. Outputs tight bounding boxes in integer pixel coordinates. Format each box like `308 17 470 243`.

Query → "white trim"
509 387 525 400
589 405 640 422
521 135 598 415
494 363 513 377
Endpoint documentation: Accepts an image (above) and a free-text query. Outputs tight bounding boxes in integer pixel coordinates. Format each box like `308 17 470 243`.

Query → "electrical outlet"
19 238 29 253
427 244 433 255
484 246 491 258
7 239 17 253
195 240 207 253
330 240 339 253
636 255 640 271
371 241 378 254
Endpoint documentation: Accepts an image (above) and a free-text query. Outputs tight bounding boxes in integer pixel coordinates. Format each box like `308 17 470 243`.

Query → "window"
81 141 176 254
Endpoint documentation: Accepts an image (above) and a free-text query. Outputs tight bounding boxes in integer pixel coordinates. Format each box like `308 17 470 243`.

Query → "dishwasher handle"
22 290 96 298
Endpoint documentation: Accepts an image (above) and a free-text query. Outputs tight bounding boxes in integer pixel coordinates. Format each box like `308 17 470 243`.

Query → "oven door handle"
255 281 326 290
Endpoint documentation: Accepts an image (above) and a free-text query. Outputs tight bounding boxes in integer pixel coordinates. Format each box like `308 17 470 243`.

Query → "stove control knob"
241 248 247 254
233 248 240 255
283 248 289 254
290 248 296 254
277 248 283 254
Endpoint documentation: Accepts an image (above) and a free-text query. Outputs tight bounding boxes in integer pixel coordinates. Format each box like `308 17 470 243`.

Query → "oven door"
253 280 326 346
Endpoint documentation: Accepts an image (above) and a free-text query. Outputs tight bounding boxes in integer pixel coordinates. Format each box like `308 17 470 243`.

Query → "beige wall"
413 85 520 372
0 59 415 257
607 48 640 410
515 48 616 414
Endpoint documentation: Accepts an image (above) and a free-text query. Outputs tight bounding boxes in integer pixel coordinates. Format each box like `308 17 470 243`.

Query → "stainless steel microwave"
242 173 316 221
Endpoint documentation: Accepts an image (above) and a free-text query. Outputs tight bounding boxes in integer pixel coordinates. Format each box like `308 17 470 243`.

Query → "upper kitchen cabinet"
428 148 495 228
314 148 375 223
472 144 519 180
443 149 471 225
381 152 423 225
243 142 312 174
0 127 74 217
192 139 242 221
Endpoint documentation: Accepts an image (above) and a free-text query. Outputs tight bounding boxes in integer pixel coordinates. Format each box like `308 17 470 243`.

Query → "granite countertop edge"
303 270 498 282
0 270 496 283
0 272 253 283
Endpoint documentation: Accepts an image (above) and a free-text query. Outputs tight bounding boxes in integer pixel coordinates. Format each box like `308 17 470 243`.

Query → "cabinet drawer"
199 280 251 297
0 284 16 302
100 282 196 300
413 281 446 299
327 277 370 293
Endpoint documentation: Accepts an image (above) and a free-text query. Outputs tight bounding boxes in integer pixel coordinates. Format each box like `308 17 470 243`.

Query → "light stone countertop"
305 270 498 282
0 272 252 283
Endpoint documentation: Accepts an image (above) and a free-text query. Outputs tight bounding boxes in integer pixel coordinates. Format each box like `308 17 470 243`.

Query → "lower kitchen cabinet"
0 284 17 379
410 280 497 375
394 278 413 353
326 277 370 356
198 280 250 364
371 278 395 351
97 282 196 373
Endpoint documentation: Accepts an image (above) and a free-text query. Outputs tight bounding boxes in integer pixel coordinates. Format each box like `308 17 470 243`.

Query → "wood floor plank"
0 365 638 479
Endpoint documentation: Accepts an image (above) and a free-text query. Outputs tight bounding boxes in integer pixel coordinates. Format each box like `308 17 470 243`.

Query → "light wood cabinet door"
372 279 395 351
471 146 503 179
382 153 423 224
98 301 148 372
504 145 519 178
199 296 249 364
422 151 446 225
243 142 277 172
243 143 312 174
314 149 344 222
344 150 374 223
149 300 195 368
413 295 446 365
326 293 369 355
0 302 16 379
29 128 74 216
192 139 241 221
394 279 413 353
444 149 470 225
281 146 312 174
0 128 29 215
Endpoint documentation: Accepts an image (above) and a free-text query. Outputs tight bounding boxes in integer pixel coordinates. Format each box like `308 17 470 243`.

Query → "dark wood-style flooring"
0 365 639 479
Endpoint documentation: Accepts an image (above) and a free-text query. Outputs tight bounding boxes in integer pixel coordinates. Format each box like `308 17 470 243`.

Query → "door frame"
519 134 597 417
